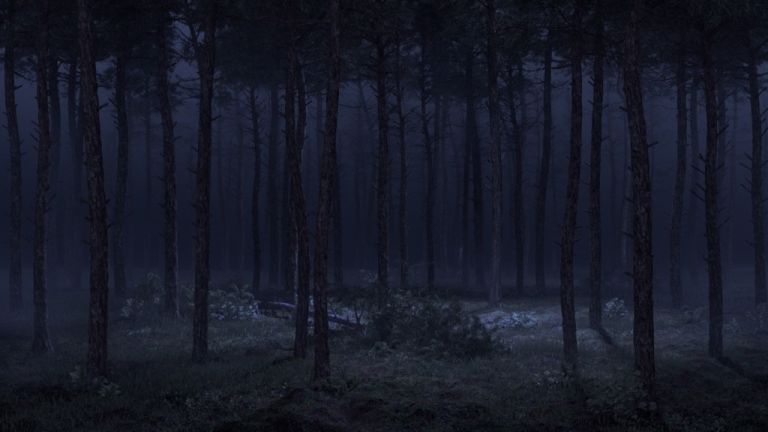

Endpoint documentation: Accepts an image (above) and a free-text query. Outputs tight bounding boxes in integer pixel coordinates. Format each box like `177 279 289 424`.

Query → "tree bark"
111 51 129 304
687 78 701 289
143 78 154 271
158 9 178 317
192 0 218 361
535 30 553 293
623 0 655 396
419 37 435 294
701 36 723 359
747 35 766 306
49 56 64 271
375 36 390 302
589 6 605 328
471 84 485 291
67 60 84 292
486 0 502 306
559 0 584 366
32 0 53 354
670 47 687 310
267 86 281 290
5 0 23 311
79 0 110 376
506 62 525 297
313 0 341 381
285 32 311 358
462 53 476 291
249 87 262 295
395 21 409 291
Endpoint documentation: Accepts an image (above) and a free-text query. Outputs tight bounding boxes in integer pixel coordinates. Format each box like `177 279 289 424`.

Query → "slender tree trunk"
462 53 475 291
112 51 129 304
67 60 84 292
216 109 230 272
687 78 701 289
701 38 723 359
623 0 655 396
375 37 390 303
589 6 605 328
49 56 64 271
419 38 435 294
506 62 525 297
143 78 154 272
426 94 438 293
285 37 311 358
534 29 552 294
267 86 281 290
192 1 218 361
249 87 262 295
234 97 245 272
747 36 766 306
395 23 409 291
471 85 485 291
79 0 109 376
313 0 340 381
486 0 502 306
5 0 23 311
559 1 584 366
158 10 178 316
32 0 53 354
332 134 344 290
670 47 687 310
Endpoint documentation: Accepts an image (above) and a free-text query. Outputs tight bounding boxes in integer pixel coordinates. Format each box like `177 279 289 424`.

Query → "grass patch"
2 293 768 431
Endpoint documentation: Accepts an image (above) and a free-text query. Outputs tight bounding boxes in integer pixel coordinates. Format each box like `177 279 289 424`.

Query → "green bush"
368 292 500 358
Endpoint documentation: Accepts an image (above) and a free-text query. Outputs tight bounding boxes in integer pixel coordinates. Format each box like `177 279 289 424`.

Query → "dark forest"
2 0 768 430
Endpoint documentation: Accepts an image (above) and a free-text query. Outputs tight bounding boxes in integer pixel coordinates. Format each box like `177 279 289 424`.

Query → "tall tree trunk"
79 0 110 376
32 0 53 354
158 10 178 317
49 56 64 271
192 1 218 361
506 62 525 297
462 53 475 291
701 37 723 359
471 84 485 291
285 37 310 358
486 0 502 306
623 0 655 396
589 6 605 329
559 1 584 366
143 78 154 272
536 31 554 291
332 135 344 290
267 86 281 290
249 87 262 295
419 38 435 294
112 51 129 304
670 47 687 310
395 22 409 291
234 97 245 272
5 0 23 311
375 36 390 303
687 78 701 289
67 60 84 292
747 36 766 306
313 0 340 381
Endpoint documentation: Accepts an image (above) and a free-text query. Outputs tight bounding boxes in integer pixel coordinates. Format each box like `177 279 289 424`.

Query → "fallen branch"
258 301 363 330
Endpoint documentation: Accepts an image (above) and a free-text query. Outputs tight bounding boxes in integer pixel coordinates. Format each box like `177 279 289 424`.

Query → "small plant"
478 310 538 330
209 283 260 321
368 293 501 358
603 298 628 319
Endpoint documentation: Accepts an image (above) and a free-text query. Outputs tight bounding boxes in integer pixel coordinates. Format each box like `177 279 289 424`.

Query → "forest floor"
2 292 768 432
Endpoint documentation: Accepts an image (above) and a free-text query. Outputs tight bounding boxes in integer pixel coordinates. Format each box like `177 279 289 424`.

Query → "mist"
2 1 768 431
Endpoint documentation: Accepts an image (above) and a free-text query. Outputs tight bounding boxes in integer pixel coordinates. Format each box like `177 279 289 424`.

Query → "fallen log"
258 301 363 330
